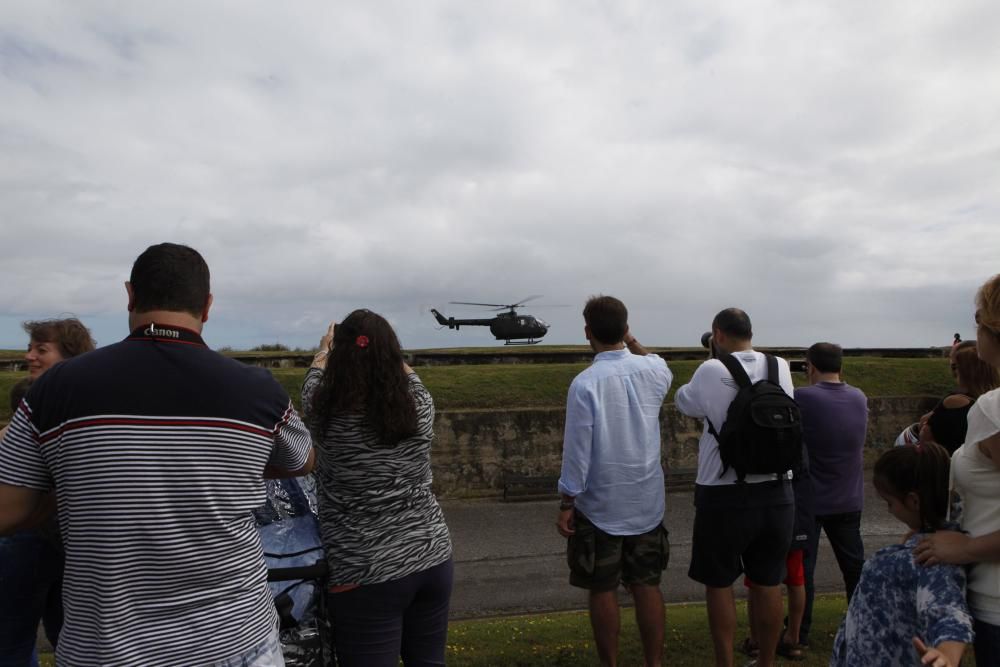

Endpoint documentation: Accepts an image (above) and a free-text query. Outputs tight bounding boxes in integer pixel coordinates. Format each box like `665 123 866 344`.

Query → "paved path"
443 471 898 619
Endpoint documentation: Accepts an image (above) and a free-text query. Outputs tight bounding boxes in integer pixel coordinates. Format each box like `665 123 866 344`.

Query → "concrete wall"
430 396 939 498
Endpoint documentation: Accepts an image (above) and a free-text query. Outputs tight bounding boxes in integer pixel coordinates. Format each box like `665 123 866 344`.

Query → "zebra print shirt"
302 368 452 585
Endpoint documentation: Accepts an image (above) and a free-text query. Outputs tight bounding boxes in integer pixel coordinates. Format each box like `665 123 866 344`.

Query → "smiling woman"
1 317 95 666
22 319 96 378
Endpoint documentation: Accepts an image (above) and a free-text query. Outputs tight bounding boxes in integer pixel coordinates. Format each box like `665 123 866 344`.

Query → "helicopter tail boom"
430 309 496 330
430 308 452 327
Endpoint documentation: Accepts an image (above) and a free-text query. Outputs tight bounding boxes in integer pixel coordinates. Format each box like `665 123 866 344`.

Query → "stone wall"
430 396 939 498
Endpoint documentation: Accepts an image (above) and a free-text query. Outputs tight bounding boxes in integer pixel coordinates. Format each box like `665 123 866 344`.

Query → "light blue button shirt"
557 349 672 535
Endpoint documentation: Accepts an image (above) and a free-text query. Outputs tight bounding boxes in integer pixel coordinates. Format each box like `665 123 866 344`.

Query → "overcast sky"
2 1 999 351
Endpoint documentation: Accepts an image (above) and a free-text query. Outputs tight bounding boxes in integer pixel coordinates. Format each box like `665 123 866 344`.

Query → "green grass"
1 357 955 423
41 595 943 666
278 356 954 412
446 594 849 666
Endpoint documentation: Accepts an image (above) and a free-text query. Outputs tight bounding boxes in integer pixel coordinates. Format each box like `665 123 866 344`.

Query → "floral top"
831 532 974 666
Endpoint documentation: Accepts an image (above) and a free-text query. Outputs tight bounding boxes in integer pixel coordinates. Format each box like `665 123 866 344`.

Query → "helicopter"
431 296 551 345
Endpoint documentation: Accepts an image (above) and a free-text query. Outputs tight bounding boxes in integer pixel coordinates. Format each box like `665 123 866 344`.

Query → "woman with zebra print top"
302 310 453 667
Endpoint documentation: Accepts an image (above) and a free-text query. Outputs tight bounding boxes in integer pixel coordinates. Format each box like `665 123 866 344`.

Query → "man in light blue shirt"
557 295 672 667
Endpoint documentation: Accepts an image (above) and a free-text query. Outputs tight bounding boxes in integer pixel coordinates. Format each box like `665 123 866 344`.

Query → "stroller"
255 476 332 666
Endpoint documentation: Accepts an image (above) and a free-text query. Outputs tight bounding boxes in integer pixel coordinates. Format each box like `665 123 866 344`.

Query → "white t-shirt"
952 388 1000 624
674 350 795 486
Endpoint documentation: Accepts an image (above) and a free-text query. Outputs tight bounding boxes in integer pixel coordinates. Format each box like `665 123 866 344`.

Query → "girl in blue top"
831 443 974 667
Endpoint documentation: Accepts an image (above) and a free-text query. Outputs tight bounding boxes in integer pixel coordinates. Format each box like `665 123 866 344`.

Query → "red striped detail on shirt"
38 417 273 445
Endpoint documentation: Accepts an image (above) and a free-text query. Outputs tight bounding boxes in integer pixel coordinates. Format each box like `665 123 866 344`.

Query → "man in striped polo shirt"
0 243 315 666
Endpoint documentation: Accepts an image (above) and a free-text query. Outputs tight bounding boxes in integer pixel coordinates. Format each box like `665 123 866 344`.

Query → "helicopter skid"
503 339 541 346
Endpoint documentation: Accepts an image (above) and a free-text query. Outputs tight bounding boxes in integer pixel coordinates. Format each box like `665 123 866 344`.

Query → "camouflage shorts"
567 512 669 591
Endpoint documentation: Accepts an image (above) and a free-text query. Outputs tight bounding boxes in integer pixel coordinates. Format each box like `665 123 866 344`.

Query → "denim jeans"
211 628 284 667
0 531 64 667
327 558 454 667
799 511 864 644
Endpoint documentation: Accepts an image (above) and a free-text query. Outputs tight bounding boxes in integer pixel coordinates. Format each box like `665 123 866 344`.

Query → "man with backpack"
675 308 798 667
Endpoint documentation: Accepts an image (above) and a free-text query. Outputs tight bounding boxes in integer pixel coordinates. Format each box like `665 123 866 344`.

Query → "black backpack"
707 353 802 482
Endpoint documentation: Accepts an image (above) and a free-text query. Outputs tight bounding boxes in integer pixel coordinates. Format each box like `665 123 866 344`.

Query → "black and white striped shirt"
0 324 313 666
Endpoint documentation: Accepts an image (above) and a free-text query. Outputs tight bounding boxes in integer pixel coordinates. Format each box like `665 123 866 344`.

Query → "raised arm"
674 361 716 418
264 398 316 479
624 330 649 357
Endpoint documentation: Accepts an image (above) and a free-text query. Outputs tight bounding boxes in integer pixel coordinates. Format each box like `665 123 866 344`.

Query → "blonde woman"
916 274 1000 664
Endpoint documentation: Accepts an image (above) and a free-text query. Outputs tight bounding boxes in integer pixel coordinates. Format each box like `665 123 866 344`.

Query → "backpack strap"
765 353 779 384
764 353 791 482
706 353 750 448
718 353 753 388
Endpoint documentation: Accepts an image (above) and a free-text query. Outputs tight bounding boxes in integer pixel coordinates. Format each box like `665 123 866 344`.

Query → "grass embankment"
270 357 954 413
446 595 853 666
42 596 936 666
0 357 954 423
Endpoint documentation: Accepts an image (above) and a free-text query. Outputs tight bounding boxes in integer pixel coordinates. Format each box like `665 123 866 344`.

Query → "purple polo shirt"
796 381 869 515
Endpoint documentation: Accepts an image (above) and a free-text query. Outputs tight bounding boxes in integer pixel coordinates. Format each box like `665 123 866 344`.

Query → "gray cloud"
1 1 998 351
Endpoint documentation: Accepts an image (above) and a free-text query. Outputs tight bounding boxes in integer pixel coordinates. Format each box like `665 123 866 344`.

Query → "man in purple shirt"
796 342 869 647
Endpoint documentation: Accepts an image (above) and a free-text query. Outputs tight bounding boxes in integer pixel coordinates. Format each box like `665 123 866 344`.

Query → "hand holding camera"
312 322 337 370
701 331 718 359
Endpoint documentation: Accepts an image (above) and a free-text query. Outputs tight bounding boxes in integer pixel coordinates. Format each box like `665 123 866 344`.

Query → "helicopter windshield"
534 317 548 327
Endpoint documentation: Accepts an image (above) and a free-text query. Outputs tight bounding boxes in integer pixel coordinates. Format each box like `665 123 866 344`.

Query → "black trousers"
799 511 864 643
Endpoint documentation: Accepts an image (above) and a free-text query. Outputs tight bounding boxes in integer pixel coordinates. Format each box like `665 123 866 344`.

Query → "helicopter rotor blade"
511 295 544 307
450 296 547 310
450 301 508 308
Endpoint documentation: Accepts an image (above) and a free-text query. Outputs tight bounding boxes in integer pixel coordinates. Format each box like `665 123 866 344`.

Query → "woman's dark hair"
953 343 1000 398
23 318 96 358
309 309 418 446
873 443 951 532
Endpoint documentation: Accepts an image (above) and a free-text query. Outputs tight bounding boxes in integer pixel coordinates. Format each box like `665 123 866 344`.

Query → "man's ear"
904 491 921 513
713 329 726 351
584 324 592 342
201 293 213 323
125 282 135 312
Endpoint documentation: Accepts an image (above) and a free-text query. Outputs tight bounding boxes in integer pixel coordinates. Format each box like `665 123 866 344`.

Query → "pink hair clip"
355 335 370 349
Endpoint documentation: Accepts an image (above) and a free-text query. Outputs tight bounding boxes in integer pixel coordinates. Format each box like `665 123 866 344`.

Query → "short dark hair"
806 342 843 373
129 243 210 316
711 308 752 340
9 377 33 413
583 295 628 345
22 318 96 358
